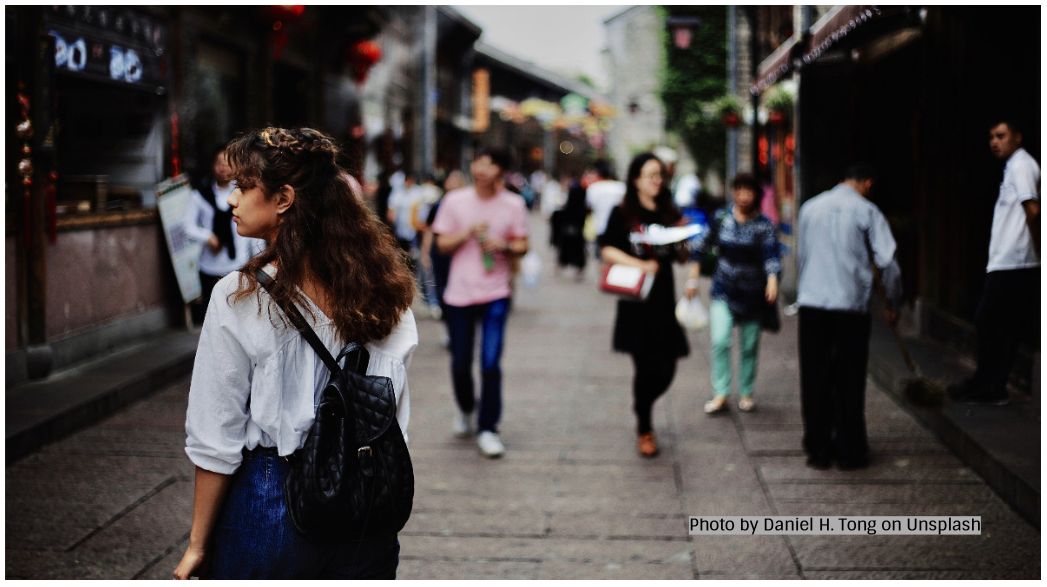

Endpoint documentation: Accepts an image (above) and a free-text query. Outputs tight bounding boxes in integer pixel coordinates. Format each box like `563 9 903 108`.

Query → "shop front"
753 5 1040 392
7 6 175 384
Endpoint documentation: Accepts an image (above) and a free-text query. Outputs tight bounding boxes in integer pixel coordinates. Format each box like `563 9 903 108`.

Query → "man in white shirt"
183 147 266 325
949 118 1040 405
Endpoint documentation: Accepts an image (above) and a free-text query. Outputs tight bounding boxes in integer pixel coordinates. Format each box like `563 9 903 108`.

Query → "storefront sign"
156 176 203 304
472 69 490 132
45 6 166 92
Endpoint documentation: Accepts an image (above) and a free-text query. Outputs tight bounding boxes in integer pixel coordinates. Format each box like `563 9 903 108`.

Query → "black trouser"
798 308 871 464
972 268 1039 391
629 353 678 435
192 271 223 326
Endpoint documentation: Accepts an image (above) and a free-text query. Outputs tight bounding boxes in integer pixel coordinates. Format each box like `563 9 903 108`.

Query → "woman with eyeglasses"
598 153 690 457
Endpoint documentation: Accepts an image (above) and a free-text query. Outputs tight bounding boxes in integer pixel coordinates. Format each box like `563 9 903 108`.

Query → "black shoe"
806 453 832 470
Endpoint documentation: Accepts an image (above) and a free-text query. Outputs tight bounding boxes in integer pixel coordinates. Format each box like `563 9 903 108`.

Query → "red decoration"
264 6 305 60
266 5 305 22
347 40 382 84
723 112 740 128
768 111 786 125
169 107 181 177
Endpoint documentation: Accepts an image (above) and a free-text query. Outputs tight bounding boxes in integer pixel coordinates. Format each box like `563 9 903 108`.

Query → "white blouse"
185 265 418 475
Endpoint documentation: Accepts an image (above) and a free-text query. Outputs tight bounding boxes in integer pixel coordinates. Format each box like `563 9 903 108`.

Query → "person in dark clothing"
183 146 265 326
557 181 589 278
374 170 393 232
598 153 690 457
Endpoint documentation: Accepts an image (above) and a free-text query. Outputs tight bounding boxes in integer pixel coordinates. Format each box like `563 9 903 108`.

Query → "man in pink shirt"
432 146 530 457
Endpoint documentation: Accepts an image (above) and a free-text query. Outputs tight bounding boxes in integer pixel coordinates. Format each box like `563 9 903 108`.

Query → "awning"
750 5 885 95
802 6 882 66
752 36 798 95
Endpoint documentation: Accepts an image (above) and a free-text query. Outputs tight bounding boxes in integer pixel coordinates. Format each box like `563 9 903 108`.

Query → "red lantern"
264 6 305 60
768 111 786 125
347 39 382 84
723 112 740 128
266 5 305 22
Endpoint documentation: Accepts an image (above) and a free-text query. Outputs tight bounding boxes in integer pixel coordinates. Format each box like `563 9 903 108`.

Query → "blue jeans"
445 298 510 433
209 449 400 579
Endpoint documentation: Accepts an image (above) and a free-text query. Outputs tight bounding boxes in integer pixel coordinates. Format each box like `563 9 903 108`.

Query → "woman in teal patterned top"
686 174 782 414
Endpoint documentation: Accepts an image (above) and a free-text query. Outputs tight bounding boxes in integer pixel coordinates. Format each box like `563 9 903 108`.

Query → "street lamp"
666 15 702 50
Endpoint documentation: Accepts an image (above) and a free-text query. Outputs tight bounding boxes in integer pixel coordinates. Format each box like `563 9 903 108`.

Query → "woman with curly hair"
174 127 417 579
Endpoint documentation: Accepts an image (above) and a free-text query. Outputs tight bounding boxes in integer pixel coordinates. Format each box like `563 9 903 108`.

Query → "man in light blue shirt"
796 164 902 471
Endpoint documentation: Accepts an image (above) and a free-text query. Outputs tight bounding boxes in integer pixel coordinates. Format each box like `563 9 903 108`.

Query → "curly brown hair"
226 127 415 344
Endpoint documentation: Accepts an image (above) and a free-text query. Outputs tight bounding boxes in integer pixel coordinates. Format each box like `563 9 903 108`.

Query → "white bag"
520 251 542 290
675 296 709 332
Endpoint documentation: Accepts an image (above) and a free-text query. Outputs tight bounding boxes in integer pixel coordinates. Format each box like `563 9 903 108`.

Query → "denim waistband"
242 445 282 459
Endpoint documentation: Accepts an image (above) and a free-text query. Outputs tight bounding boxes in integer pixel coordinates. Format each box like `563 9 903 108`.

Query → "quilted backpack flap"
343 371 397 444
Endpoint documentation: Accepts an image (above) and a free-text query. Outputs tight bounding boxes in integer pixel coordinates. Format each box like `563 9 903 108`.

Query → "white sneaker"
452 411 473 438
476 431 505 458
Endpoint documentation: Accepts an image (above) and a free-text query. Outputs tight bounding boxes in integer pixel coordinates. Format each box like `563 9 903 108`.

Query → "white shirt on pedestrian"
184 265 418 475
183 180 266 276
987 147 1040 272
586 179 627 237
797 182 902 313
540 181 564 218
673 173 702 208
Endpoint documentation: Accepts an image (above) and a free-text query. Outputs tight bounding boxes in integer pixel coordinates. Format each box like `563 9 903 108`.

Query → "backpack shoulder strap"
254 268 342 374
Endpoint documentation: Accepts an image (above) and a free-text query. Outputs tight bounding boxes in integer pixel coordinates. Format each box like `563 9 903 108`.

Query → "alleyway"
5 211 1040 580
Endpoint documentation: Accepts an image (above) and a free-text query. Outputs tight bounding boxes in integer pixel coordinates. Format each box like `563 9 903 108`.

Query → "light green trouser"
709 299 762 398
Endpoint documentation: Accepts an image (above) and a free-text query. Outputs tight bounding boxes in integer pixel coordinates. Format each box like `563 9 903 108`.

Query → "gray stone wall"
604 7 667 178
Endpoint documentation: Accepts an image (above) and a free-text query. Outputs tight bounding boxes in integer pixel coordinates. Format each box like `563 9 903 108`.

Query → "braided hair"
226 127 415 344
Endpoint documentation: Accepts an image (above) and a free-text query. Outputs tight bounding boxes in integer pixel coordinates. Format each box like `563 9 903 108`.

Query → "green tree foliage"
657 6 727 174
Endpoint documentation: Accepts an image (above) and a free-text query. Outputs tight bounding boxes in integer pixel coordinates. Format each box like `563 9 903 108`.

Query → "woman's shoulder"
209 266 280 326
368 309 419 365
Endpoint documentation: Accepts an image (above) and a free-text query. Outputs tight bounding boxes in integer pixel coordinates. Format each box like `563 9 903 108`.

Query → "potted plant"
710 94 744 128
764 86 794 126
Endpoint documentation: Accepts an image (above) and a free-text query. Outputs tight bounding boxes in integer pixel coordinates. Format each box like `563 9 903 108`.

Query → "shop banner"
156 175 202 304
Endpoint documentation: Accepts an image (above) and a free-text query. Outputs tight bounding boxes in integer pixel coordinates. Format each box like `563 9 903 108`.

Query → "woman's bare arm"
173 467 234 580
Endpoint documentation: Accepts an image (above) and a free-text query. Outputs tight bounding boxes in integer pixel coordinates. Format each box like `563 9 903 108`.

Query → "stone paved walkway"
5 211 1040 579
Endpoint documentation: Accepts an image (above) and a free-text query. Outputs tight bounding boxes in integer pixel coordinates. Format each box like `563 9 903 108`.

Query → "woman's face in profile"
228 182 281 240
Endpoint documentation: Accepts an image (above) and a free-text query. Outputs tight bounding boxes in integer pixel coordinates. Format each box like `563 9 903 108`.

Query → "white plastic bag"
675 296 709 332
520 251 542 290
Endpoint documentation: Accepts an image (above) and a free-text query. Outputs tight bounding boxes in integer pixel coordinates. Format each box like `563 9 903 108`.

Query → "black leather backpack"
255 269 414 542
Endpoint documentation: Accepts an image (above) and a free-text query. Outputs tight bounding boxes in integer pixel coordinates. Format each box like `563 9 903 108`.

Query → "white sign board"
156 175 203 304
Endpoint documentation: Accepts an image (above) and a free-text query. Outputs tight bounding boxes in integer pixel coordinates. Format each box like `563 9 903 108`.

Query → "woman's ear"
275 185 296 214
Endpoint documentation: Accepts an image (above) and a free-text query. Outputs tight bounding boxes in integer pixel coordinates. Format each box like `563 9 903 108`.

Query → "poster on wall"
156 176 202 304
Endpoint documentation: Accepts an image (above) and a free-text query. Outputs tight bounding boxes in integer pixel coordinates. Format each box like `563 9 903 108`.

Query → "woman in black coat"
598 153 689 457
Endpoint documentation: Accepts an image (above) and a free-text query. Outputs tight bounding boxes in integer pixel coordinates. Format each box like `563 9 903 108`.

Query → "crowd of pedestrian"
173 115 1037 579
